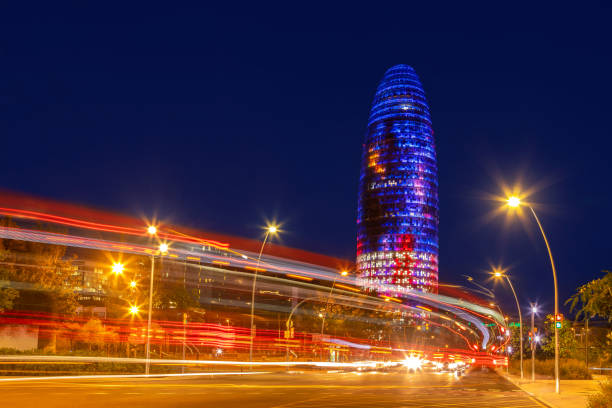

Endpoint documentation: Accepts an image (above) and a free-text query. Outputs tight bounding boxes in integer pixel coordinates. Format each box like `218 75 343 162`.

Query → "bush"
588 381 612 408
508 358 592 380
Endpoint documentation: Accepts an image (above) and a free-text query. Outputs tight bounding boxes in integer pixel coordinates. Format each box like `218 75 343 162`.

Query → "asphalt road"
0 368 545 407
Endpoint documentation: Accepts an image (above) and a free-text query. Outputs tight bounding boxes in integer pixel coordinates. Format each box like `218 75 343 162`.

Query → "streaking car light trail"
0 205 508 352
0 371 271 382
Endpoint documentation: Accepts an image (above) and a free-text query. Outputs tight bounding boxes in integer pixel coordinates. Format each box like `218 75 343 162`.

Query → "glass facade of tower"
356 65 439 293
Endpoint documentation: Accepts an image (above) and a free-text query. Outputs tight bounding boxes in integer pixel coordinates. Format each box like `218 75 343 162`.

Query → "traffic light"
554 314 563 328
528 331 532 342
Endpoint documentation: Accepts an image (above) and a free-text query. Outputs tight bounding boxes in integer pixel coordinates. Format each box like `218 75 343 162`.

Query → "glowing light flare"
158 243 169 253
507 196 521 208
402 356 423 371
147 225 157 235
111 263 124 275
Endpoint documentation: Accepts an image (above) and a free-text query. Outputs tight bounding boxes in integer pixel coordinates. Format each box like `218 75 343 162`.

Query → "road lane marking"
0 371 270 383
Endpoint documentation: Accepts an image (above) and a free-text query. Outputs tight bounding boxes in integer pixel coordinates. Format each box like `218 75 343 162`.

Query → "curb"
499 371 556 408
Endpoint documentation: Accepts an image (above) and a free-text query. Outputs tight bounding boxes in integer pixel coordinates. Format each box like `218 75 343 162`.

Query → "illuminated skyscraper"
356 65 439 293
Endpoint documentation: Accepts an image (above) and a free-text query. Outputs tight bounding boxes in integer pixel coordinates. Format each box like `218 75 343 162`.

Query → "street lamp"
129 305 140 315
493 267 524 380
284 296 319 361
112 262 125 275
531 304 538 382
144 224 169 376
505 195 560 393
249 224 279 364
320 270 349 358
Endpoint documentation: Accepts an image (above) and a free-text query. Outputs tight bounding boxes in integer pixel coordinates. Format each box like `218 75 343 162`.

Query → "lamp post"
144 225 168 376
127 304 140 358
285 296 319 361
320 271 348 361
506 345 512 374
320 272 348 336
531 304 537 382
506 196 560 393
493 268 523 380
249 225 278 365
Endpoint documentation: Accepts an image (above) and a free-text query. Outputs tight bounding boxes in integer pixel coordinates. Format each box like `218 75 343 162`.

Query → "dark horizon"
2 3 611 315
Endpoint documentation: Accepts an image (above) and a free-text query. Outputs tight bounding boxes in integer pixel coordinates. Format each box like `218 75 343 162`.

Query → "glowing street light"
493 267 524 380
503 193 560 393
144 225 170 376
320 270 351 352
249 223 280 365
507 196 521 207
112 262 124 275
129 305 140 315
530 303 538 382
130 281 137 288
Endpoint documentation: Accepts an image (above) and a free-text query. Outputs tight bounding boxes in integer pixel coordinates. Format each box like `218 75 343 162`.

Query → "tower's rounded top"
384 64 416 74
368 64 430 127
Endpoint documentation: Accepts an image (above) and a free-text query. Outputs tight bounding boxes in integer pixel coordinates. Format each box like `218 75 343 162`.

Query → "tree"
567 270 612 322
74 318 118 351
541 314 578 358
153 283 199 311
0 287 18 312
506 325 527 359
0 217 79 316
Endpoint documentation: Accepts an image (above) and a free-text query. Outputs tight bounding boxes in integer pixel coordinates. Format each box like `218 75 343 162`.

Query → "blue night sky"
1 3 611 315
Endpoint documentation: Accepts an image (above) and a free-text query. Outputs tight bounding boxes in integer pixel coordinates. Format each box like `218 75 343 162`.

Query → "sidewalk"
501 371 607 408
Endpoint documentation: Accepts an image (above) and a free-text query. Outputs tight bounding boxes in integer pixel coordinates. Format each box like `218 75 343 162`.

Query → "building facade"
357 65 439 293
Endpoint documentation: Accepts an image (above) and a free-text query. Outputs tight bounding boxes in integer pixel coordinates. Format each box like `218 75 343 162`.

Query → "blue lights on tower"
357 65 439 293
